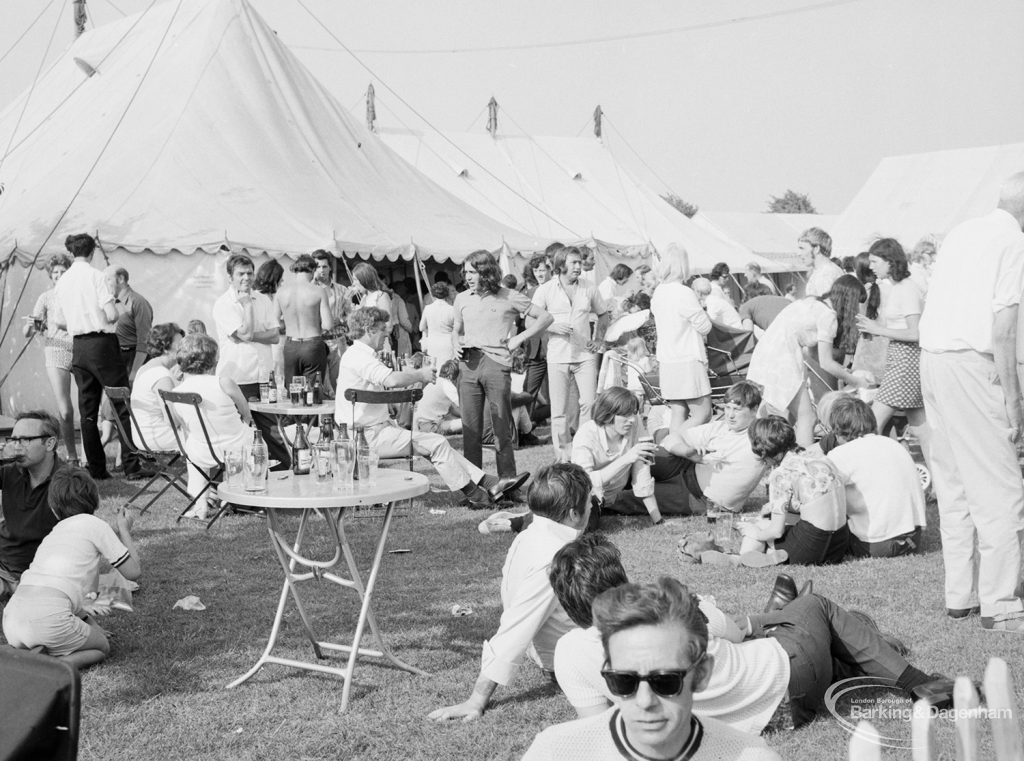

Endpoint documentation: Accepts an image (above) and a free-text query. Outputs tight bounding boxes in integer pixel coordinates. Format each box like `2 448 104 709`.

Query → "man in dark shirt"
739 283 790 337
0 411 63 601
105 266 154 381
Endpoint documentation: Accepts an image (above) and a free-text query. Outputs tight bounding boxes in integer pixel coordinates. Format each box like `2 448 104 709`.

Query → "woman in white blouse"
129 323 185 452
419 282 456 364
649 245 713 433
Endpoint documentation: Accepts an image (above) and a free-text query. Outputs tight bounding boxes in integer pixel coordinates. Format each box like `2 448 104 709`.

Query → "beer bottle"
312 371 323 405
292 421 312 475
268 370 278 403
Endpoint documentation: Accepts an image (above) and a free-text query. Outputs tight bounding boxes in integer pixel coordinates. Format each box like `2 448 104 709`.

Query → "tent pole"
411 244 425 313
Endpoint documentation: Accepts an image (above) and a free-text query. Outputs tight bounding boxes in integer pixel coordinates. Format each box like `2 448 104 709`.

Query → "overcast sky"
2 0 1021 214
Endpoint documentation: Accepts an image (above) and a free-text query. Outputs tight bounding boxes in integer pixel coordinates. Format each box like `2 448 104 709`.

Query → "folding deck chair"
104 386 189 515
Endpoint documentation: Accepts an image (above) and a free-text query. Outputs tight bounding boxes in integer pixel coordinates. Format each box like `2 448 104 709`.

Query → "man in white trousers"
919 170 1024 633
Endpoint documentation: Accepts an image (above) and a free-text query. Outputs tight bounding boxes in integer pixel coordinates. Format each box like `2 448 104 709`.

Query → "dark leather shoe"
909 676 956 710
123 467 158 480
947 606 981 620
764 574 798 613
489 473 530 502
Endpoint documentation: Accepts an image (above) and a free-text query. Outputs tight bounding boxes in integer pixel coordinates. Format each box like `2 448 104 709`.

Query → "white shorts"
2 587 90 657
659 359 711 401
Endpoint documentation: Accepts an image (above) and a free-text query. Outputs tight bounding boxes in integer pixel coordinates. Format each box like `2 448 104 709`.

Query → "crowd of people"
3 170 1024 758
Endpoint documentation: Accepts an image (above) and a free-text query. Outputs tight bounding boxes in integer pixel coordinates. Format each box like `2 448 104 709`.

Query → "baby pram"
706 323 757 404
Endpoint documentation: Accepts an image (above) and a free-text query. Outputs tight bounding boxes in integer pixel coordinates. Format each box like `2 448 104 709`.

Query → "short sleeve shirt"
333 340 393 428
920 209 1024 353
0 460 62 575
115 286 154 350
454 286 533 366
212 288 276 384
738 296 789 330
532 278 608 363
19 513 129 611
53 259 116 335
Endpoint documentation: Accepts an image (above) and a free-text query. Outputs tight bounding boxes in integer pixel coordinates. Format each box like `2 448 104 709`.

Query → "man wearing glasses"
524 575 780 760
0 412 64 602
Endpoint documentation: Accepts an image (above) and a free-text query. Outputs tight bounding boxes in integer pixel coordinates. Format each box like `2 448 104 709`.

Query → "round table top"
249 401 336 416
218 468 430 508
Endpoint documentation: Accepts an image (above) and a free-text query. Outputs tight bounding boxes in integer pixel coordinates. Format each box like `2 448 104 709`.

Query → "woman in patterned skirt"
24 254 80 462
856 238 931 466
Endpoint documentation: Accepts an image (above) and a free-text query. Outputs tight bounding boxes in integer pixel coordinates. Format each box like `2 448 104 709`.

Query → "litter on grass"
429 508 447 515
450 604 474 617
173 595 207 611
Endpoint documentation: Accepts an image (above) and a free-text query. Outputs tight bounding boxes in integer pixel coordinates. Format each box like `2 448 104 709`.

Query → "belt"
73 331 114 338
120 345 136 352
286 336 324 343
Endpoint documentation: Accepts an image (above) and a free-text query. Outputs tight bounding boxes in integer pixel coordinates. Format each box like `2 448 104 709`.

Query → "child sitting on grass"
1 468 141 669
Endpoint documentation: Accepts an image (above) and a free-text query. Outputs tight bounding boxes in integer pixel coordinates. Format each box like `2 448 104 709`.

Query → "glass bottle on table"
245 427 268 492
292 421 312 475
312 371 323 405
268 370 278 403
355 425 370 482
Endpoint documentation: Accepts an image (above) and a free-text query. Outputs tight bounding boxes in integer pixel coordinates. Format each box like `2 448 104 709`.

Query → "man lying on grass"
548 533 958 732
428 463 592 722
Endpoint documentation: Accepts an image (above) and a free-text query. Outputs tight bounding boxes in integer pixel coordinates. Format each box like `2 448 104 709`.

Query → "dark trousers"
776 520 850 565
72 333 140 477
749 594 910 728
283 338 328 386
237 382 291 471
523 356 549 420
119 346 136 377
459 350 516 477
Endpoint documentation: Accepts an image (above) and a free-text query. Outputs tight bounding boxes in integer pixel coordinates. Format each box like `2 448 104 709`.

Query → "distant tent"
377 127 787 278
830 143 1024 257
0 0 544 413
694 212 837 270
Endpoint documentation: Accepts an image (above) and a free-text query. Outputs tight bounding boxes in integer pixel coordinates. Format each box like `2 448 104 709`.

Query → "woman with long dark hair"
856 238 931 464
253 259 285 380
452 250 551 484
747 275 870 446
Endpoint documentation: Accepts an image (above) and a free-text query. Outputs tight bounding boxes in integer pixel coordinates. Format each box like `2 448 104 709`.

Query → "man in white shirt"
824 397 926 558
525 574 782 761
546 534 955 740
918 171 1024 632
657 381 767 513
428 464 590 723
335 307 525 508
800 227 843 298
211 254 288 470
53 234 146 480
532 247 610 461
705 263 744 330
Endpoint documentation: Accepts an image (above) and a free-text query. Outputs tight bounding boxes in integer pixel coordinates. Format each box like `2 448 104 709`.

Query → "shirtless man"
274 254 332 386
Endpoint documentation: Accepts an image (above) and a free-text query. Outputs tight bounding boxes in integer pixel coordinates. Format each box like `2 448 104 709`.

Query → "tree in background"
661 193 699 218
767 189 817 214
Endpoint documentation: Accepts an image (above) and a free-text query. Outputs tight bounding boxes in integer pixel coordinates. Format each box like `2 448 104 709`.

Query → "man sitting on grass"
427 463 592 723
654 381 767 514
523 576 782 760
825 396 926 558
2 468 141 669
0 411 65 602
548 533 958 733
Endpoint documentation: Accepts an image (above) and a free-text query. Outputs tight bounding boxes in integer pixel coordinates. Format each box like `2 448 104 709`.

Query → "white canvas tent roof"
376 127 786 274
0 0 544 266
695 212 837 269
830 143 1024 257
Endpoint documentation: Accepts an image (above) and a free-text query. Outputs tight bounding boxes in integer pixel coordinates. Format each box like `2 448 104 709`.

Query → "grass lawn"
16 441 1024 760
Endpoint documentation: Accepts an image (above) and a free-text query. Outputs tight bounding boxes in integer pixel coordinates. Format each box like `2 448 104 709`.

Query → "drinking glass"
356 446 371 483
223 448 244 488
314 442 332 481
715 510 737 553
332 440 355 492
365 451 380 487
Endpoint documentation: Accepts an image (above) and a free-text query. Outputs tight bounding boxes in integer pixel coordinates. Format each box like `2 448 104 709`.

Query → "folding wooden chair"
158 389 229 530
104 386 189 515
343 388 424 471
343 387 423 518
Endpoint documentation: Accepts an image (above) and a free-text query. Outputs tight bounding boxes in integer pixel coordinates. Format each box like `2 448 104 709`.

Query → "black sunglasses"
601 654 704 698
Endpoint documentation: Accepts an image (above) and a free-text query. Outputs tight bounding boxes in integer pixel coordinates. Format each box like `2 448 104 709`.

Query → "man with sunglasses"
524 576 780 760
0 412 64 602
